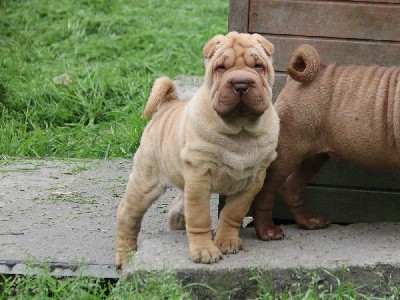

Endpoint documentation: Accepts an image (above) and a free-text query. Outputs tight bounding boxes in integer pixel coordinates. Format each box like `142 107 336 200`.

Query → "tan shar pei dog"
252 44 400 241
115 32 280 269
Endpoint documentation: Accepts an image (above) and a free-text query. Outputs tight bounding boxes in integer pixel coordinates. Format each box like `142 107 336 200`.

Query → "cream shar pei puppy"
252 44 400 241
115 32 280 268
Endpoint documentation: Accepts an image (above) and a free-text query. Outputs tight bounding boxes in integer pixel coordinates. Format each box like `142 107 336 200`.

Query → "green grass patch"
45 191 97 204
0 271 190 300
0 0 228 158
252 268 367 300
1 266 400 299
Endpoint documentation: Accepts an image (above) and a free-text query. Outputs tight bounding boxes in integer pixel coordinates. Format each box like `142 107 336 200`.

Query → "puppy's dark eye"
217 65 227 73
254 63 265 71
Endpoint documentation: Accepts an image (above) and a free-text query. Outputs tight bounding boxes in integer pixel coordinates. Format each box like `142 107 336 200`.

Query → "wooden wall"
227 0 400 223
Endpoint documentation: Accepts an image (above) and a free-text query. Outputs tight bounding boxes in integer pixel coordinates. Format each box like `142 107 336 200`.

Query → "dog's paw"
168 212 186 230
115 249 135 270
115 239 138 270
189 242 223 264
297 216 331 230
214 236 243 254
256 225 285 241
168 193 186 230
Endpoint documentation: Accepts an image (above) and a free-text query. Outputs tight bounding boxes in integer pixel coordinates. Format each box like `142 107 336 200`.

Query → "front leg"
214 169 267 254
183 163 222 263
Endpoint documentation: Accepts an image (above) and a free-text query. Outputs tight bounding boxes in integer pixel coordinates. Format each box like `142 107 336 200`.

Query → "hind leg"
115 166 165 269
168 192 186 230
252 143 310 240
252 166 286 241
280 153 330 229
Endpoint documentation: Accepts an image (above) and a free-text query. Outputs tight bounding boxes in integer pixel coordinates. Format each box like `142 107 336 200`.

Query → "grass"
0 0 228 158
1 267 400 299
252 268 368 300
0 269 190 300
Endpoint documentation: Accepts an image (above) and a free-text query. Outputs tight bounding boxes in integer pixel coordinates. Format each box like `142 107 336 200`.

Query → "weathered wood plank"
267 36 400 72
343 0 400 3
273 186 400 223
249 0 400 41
310 161 400 190
272 73 286 99
228 0 249 33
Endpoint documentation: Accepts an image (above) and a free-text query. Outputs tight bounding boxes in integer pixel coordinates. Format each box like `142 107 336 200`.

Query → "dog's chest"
210 148 264 194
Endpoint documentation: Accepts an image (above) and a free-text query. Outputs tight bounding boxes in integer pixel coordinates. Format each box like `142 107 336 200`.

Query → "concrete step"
1 157 400 297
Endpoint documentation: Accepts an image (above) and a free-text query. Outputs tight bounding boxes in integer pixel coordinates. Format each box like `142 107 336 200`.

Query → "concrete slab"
0 158 219 278
1 158 400 296
130 224 400 271
128 224 400 297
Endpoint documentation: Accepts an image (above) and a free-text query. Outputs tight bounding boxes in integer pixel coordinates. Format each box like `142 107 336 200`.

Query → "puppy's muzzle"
230 72 253 95
214 70 268 118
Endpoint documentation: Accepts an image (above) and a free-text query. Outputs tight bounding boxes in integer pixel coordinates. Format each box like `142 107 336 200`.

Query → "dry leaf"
52 73 73 85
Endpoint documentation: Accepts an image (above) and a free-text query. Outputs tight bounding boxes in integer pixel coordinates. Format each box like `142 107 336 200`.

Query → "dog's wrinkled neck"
217 101 267 120
216 110 269 136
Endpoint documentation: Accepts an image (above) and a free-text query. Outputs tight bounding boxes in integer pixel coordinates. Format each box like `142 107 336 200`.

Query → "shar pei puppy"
115 32 280 269
252 44 400 241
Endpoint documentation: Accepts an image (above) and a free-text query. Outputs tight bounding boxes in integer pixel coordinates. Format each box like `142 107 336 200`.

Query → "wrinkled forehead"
216 35 265 67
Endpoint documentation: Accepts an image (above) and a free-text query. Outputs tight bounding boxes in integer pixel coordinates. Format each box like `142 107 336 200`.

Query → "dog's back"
252 44 400 240
280 44 400 170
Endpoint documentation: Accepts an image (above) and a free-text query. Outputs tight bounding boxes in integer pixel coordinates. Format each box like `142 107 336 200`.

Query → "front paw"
255 224 285 241
214 236 243 254
189 241 223 264
297 215 331 230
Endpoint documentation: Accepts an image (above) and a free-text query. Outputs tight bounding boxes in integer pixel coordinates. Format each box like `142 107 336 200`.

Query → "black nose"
232 83 249 94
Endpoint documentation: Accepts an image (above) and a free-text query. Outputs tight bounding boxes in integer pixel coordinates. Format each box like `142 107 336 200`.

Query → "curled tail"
287 44 321 84
143 76 178 118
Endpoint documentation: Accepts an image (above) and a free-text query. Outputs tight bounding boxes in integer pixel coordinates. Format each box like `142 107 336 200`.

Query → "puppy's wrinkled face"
203 32 275 121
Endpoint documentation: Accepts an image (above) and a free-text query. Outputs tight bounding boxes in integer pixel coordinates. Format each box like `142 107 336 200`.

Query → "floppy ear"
252 33 274 56
203 34 225 60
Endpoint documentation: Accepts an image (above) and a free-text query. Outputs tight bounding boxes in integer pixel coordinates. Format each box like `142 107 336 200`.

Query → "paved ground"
1 77 400 297
1 157 400 296
0 157 223 276
0 158 216 278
